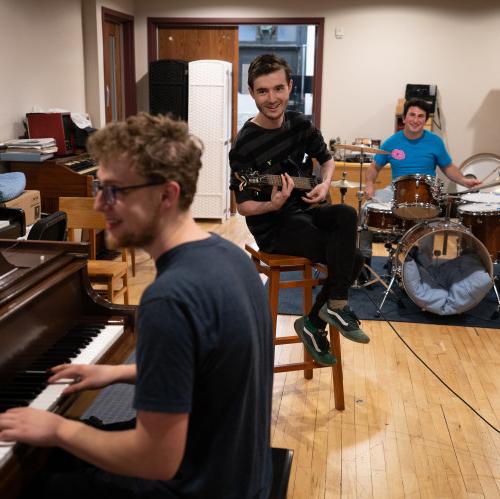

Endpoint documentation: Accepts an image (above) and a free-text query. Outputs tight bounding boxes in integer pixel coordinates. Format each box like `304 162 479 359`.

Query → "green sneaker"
319 304 370 344
293 316 336 366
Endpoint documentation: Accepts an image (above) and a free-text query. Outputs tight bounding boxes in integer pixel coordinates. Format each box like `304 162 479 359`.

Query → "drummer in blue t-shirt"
359 98 481 279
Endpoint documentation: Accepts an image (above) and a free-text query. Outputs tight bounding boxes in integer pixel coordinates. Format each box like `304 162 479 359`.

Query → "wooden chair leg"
302 264 313 380
329 326 345 410
107 279 113 303
122 272 129 305
268 269 280 337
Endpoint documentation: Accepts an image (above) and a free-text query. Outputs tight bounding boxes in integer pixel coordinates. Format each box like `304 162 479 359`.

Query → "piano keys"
6 154 98 213
0 239 136 499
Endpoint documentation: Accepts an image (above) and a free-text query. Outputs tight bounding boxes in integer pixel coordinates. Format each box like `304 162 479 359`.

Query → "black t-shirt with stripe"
229 111 331 250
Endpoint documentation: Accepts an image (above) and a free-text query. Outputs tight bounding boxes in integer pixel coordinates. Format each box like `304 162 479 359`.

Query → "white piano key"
0 323 125 467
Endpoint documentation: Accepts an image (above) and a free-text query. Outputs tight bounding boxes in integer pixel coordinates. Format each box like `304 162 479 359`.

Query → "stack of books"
0 138 58 162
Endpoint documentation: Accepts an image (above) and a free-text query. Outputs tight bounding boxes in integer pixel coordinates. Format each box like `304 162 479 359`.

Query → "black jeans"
270 203 362 324
21 418 177 499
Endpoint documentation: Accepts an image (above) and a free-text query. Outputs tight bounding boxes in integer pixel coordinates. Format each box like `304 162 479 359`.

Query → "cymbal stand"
353 150 389 289
339 171 348 203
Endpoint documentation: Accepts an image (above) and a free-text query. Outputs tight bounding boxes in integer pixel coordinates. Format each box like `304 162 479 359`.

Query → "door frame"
102 7 137 118
147 17 324 126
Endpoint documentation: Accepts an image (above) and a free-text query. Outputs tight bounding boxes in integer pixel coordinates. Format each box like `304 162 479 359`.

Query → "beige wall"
133 0 500 164
1 0 499 166
0 0 86 142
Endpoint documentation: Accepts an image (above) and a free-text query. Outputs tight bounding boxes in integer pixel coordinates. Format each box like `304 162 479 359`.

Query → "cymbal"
334 143 390 155
331 179 363 189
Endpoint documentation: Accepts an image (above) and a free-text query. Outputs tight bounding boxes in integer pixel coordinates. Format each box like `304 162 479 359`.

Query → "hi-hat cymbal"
331 179 363 189
334 143 390 155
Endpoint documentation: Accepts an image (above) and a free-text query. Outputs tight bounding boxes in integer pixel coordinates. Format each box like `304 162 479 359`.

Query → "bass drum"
455 153 500 193
393 219 493 314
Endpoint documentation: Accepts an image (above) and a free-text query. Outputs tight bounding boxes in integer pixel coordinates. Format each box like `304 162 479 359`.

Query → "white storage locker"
188 60 232 220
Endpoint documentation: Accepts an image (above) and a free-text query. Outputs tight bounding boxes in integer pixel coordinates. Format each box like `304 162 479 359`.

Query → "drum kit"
331 144 500 316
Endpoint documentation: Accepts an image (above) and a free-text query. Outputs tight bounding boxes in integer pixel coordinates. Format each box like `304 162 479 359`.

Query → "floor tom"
458 202 500 263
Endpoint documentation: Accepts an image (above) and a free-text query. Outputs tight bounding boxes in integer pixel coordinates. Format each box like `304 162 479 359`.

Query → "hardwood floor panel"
122 214 499 498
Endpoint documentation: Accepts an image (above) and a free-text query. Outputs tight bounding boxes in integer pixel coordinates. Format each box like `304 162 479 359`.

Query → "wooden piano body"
7 154 97 214
0 239 136 498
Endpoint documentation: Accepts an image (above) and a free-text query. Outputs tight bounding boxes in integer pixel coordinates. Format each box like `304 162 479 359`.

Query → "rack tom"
392 174 442 220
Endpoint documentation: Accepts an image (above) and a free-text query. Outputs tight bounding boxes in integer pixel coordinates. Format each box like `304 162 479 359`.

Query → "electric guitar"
234 170 320 192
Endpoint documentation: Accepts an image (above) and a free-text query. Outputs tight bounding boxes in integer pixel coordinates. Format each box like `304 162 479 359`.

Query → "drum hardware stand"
332 143 395 290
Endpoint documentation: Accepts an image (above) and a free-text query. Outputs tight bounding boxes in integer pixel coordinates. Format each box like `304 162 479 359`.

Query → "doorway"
102 8 137 123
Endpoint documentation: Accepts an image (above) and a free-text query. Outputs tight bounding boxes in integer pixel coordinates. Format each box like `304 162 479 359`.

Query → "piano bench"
87 260 129 305
245 242 344 411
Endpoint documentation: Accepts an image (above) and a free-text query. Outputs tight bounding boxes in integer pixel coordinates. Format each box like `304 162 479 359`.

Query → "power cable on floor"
362 286 500 434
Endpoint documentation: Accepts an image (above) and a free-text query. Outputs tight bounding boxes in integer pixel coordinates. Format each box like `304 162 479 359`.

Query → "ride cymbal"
334 143 390 155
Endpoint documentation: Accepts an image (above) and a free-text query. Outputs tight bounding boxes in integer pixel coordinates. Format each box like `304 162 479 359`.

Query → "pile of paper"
0 138 58 162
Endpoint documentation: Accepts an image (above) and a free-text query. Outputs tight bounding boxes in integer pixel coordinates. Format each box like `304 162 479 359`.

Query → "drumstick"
478 165 500 184
458 179 500 195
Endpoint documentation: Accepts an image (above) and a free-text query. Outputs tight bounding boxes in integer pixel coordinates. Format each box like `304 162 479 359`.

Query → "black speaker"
405 84 437 113
149 59 188 120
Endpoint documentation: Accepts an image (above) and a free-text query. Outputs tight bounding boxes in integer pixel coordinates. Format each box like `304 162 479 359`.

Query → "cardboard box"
1 190 41 226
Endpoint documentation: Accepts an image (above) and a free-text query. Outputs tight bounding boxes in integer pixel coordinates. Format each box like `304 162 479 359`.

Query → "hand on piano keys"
48 363 133 396
0 406 66 448
0 323 131 464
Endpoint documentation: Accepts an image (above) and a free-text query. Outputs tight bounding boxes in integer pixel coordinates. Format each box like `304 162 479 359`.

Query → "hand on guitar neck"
234 169 330 207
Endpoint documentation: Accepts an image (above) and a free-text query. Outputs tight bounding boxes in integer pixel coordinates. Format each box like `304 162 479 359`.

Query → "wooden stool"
245 243 344 410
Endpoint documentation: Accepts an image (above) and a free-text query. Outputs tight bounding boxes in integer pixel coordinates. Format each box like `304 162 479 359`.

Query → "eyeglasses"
92 179 165 206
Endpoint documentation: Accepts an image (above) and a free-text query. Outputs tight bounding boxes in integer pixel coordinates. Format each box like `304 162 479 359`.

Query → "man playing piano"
0 113 274 499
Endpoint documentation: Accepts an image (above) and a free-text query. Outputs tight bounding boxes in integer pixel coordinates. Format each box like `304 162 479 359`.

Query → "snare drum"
392 174 442 219
461 192 500 204
364 203 400 233
458 203 500 263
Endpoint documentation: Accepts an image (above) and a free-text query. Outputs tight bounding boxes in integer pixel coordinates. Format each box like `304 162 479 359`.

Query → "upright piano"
7 154 98 213
0 239 136 498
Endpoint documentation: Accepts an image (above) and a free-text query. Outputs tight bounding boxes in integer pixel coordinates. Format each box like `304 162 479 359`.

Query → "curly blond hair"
87 113 203 210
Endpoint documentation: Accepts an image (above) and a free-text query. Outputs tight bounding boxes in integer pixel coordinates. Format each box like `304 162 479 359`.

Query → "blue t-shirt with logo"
374 130 452 180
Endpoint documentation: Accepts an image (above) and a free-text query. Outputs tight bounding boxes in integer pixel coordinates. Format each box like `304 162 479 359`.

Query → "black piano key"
3 321 108 411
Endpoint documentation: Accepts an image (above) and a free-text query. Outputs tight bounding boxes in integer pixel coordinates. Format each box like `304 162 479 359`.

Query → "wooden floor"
124 214 500 499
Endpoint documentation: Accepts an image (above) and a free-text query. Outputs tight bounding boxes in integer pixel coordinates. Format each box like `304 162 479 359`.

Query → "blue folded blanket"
0 172 26 202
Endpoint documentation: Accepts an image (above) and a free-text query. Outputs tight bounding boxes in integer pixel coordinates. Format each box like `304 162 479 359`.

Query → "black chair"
28 211 67 241
269 447 294 499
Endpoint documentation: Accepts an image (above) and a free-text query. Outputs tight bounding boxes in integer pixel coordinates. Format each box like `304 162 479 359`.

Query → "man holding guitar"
230 54 369 367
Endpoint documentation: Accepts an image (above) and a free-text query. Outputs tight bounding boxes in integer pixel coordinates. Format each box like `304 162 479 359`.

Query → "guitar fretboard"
259 174 317 190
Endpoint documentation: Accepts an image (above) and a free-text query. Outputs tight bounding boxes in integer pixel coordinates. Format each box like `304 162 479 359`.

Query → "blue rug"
276 256 500 328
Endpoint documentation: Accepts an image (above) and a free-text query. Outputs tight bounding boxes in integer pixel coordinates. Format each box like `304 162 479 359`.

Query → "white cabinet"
188 60 232 220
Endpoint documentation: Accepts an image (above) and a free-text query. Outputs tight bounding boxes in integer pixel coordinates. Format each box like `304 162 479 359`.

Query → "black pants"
270 204 362 324
21 418 177 499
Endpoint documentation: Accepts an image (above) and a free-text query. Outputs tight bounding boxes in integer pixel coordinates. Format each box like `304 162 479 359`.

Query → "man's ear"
248 85 254 98
160 181 181 206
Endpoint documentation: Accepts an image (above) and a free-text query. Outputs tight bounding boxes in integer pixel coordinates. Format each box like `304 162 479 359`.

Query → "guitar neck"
260 174 317 191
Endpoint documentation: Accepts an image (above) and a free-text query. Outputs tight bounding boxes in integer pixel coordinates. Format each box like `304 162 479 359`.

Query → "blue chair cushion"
403 253 492 315
0 172 26 202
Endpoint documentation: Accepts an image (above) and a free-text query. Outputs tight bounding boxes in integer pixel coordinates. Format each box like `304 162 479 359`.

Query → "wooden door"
157 26 238 142
103 20 124 123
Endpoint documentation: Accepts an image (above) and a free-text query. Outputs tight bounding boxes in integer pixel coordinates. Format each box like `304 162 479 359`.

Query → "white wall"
0 0 86 142
1 0 499 166
133 0 500 164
